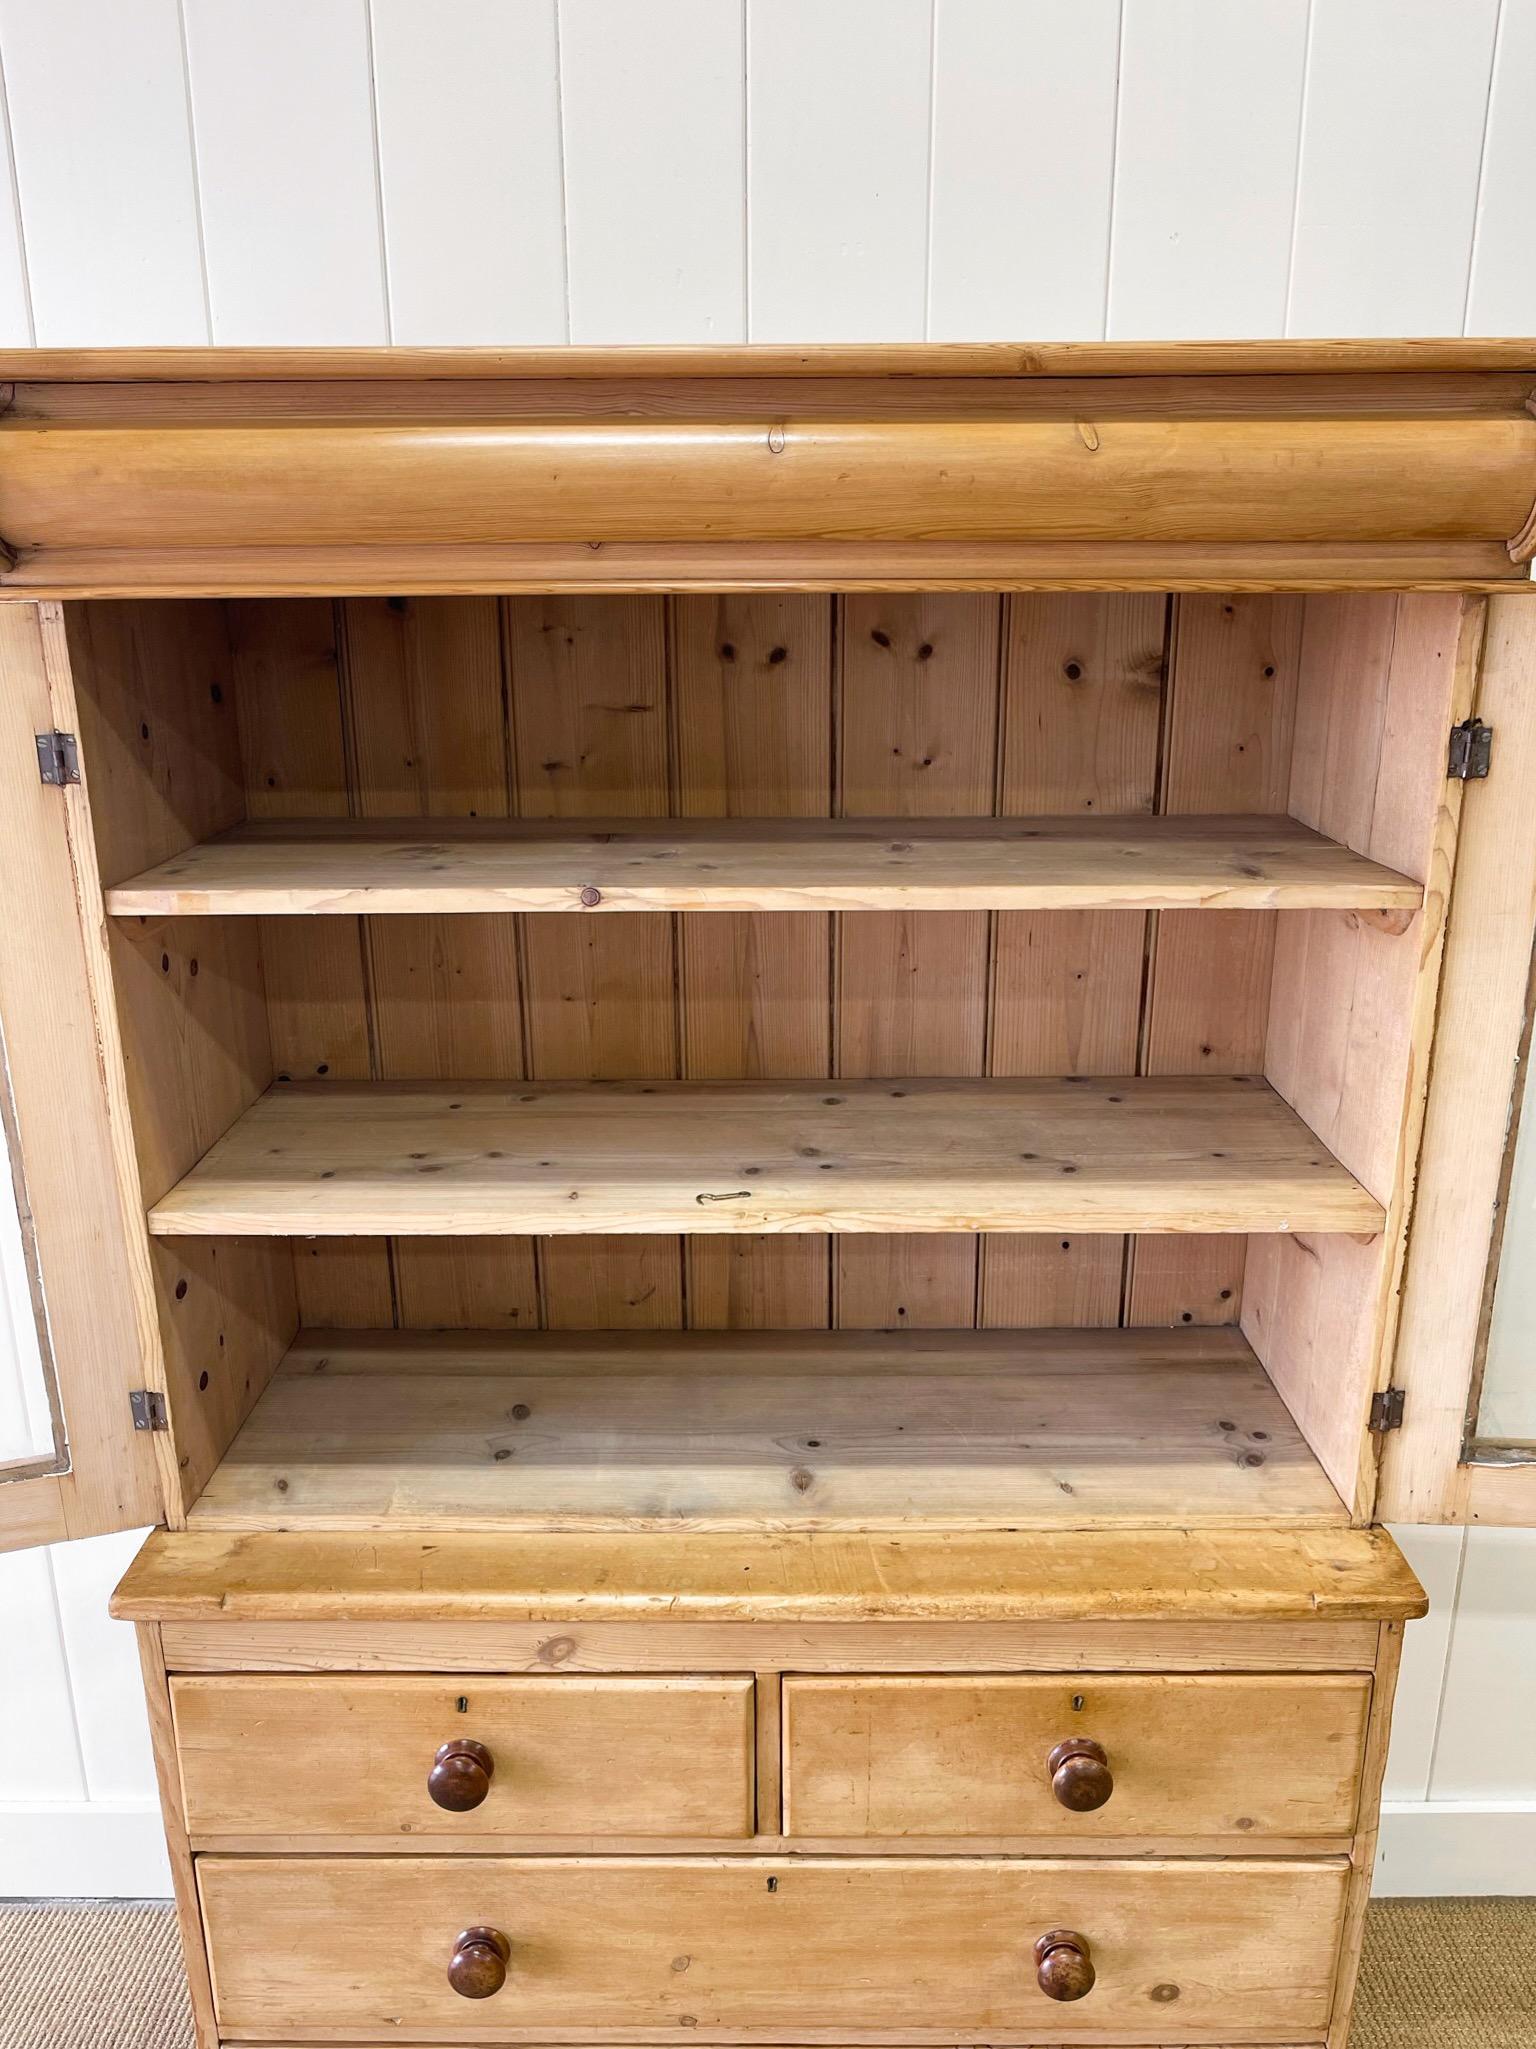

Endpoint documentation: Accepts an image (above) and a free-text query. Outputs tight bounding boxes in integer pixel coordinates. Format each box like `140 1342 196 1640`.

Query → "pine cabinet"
1 339 1534 2048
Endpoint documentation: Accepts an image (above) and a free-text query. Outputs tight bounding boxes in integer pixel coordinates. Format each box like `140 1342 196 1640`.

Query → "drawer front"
198 1853 1347 2039
783 1673 1370 1840
171 1674 754 1838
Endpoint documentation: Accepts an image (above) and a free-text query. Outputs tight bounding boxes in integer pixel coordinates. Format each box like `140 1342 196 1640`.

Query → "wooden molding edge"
109 1525 1430 1625
2 338 1534 380
2 539 1532 601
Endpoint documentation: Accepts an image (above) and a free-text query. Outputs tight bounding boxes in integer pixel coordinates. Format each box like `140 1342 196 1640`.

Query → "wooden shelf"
186 1328 1347 1533
146 1076 1383 1238
104 815 1421 917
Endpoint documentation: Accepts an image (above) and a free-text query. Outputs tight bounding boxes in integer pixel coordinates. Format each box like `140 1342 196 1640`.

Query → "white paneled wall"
0 0 1531 347
0 0 1534 1899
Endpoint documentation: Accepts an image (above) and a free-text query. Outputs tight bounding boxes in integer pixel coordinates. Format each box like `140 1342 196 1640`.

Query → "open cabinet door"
0 601 168 1551
1379 593 1536 1528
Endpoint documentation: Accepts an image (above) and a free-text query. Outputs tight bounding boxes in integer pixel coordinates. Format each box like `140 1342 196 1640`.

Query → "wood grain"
144 1076 1384 1239
184 1326 1346 1534
836 594 999 1330
8 337 1536 376
155 1616 1385 1676
110 1524 1429 1624
0 602 166 1547
782 1673 1368 1841
194 1852 1350 2039
171 1674 754 1839
1251 591 1482 1513
103 813 1420 916
7 537 1524 599
1380 595 1536 1518
3 417 1530 550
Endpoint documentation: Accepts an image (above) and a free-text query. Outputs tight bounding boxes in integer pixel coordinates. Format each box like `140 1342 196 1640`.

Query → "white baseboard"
1375 1800 1536 1895
0 1802 172 1899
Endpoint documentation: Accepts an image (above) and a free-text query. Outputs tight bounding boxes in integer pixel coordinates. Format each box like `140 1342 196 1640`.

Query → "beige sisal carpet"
0 1897 1531 2048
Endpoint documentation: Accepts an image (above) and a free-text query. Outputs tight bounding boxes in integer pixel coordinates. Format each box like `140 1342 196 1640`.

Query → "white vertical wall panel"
0 1548 84 1801
183 0 387 344
1381 1525 1464 1802
1431 1528 1536 1801
1287 0 1502 336
748 0 932 342
1479 1041 1536 1439
0 0 204 344
49 1529 159 1803
372 0 566 346
0 1100 52 1464
559 0 743 344
928 0 1118 342
0 50 32 345
1466 0 1536 335
1109 0 1308 339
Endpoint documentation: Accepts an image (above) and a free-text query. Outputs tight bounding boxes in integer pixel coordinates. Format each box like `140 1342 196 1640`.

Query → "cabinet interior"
62 588 1475 1537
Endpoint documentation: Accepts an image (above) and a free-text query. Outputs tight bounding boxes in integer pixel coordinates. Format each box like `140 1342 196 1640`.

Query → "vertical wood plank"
136 1622 220 2047
0 0 205 343
59 601 293 1512
836 595 1000 1329
230 598 391 1330
674 596 833 1328
1251 593 1480 1514
182 0 387 343
999 595 1164 817
747 0 932 342
928 0 1119 341
559 0 744 343
371 0 565 345
1271 594 1469 1194
342 597 534 1331
985 595 1165 1328
1379 598 1536 1519
1287 0 1502 336
1128 595 1304 1326
507 596 681 1328
65 602 243 890
1108 0 1308 340
234 601 370 1107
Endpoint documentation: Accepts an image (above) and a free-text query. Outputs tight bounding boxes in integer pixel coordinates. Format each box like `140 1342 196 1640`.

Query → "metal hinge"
129 1389 168 1432
1369 1387 1406 1434
34 730 80 785
1448 718 1493 780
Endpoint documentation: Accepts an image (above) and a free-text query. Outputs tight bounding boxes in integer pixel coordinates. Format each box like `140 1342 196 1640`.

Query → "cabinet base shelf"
181 1326 1349 1534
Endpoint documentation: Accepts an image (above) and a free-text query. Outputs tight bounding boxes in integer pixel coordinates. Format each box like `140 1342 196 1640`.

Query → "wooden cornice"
1 340 1532 595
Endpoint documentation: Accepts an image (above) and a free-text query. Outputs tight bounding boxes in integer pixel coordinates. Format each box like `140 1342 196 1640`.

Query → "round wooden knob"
1047 1737 1113 1812
448 1926 511 1999
1034 1929 1095 2002
428 1738 495 1812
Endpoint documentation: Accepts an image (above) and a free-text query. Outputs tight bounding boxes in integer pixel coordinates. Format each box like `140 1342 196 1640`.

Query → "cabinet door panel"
0 602 163 1552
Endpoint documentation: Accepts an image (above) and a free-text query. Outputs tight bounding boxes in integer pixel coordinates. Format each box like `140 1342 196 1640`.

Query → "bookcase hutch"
1 339 1534 2048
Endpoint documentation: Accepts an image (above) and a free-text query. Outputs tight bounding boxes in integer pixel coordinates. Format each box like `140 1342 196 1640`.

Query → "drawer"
198 1853 1348 2039
783 1673 1370 1840
170 1674 754 1838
